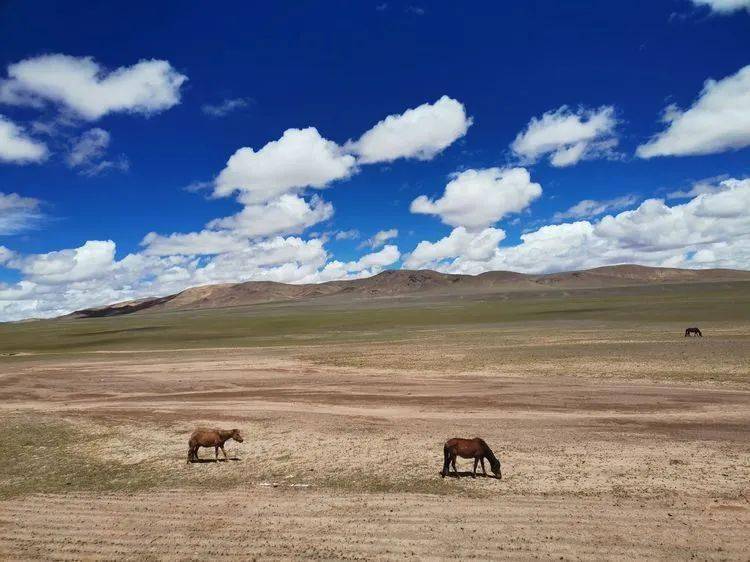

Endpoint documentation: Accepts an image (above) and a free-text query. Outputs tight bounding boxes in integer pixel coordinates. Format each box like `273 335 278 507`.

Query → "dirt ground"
0 327 748 560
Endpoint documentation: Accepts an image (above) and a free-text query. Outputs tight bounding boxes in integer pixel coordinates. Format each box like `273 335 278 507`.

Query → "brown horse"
187 428 244 463
441 437 502 479
685 327 702 337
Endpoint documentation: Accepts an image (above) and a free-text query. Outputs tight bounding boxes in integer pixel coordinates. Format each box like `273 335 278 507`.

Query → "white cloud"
637 65 750 158
202 98 251 117
691 0 750 13
511 105 619 167
407 178 750 275
142 194 334 257
7 240 116 285
350 96 472 164
666 176 732 199
140 230 249 257
0 236 333 320
0 115 48 164
0 192 44 234
214 127 356 204
361 228 398 249
65 127 129 176
0 246 15 264
67 128 109 167
334 229 360 241
2 180 749 322
191 236 329 285
410 167 542 229
208 194 333 238
355 244 401 269
553 195 638 221
0 54 187 120
404 226 505 269
315 244 400 281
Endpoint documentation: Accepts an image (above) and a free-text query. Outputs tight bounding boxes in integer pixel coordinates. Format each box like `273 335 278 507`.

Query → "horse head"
490 457 502 478
231 429 244 443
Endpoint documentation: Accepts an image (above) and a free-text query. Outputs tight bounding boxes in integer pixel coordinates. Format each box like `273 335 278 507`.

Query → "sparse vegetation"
0 281 748 355
0 281 748 558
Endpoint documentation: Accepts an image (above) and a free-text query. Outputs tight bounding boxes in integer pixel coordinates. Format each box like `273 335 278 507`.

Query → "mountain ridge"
66 264 750 319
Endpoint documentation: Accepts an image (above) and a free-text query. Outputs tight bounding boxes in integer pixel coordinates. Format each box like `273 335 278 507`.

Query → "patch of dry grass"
0 414 244 499
301 323 750 384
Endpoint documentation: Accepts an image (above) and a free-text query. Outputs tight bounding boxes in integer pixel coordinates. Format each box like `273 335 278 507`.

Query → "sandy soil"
0 339 748 560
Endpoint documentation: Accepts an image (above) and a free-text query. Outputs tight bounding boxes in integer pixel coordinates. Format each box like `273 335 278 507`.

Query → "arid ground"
0 282 748 560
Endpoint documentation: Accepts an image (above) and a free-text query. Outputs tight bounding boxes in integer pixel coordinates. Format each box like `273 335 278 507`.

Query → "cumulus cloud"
404 227 505 269
666 176 732 199
315 244 401 281
410 167 542 229
202 98 251 117
0 115 48 164
553 195 638 221
209 195 333 238
0 192 44 234
511 105 619 167
350 96 471 164
406 178 750 275
637 65 750 158
361 228 398 249
7 240 116 285
142 193 334 257
214 127 356 204
140 230 249 257
3 181 749 321
0 236 333 320
691 0 750 13
192 237 329 285
0 54 187 120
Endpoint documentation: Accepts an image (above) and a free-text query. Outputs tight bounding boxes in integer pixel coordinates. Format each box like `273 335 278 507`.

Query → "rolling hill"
66 265 750 319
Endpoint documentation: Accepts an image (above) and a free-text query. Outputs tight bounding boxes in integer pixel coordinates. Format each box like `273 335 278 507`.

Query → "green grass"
0 281 748 355
0 415 167 499
0 414 255 499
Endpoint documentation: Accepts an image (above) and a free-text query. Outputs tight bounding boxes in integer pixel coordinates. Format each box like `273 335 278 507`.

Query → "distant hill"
66 265 750 319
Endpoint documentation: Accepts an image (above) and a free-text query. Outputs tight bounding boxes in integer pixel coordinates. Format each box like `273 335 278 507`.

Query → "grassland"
1 280 748 355
0 281 748 559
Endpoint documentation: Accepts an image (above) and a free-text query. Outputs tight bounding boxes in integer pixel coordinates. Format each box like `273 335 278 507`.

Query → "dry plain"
0 280 748 560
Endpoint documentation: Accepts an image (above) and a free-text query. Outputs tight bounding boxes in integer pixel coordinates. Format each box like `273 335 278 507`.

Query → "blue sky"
0 0 749 320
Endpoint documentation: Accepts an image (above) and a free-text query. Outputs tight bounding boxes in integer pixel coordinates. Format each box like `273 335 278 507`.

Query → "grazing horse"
442 437 502 479
187 428 244 463
684 327 703 337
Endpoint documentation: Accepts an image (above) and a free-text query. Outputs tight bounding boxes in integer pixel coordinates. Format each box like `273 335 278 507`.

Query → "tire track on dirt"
1 489 747 560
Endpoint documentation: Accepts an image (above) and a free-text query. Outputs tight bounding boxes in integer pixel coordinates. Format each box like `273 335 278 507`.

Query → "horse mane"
477 438 501 470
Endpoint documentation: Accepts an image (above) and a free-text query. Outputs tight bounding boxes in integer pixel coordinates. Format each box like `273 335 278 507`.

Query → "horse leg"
481 457 487 475
451 454 458 477
472 458 478 478
215 446 220 460
221 445 228 460
442 447 450 478
187 447 193 464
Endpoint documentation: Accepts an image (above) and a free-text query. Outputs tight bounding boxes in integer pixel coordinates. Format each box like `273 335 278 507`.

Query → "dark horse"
442 437 501 479
685 327 703 337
